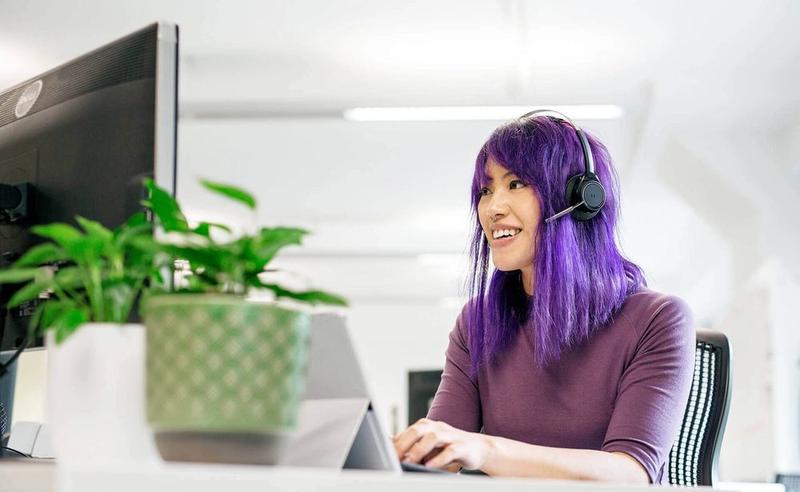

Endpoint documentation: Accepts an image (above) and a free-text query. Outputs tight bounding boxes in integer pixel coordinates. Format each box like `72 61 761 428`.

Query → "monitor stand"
343 402 398 471
273 314 401 473
276 397 400 473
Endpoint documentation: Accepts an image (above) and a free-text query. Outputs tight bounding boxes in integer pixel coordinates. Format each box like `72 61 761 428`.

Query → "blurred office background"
1 0 799 482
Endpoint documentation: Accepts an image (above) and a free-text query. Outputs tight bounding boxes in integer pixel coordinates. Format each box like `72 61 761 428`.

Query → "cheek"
476 204 489 232
522 224 539 250
521 192 541 228
479 221 491 239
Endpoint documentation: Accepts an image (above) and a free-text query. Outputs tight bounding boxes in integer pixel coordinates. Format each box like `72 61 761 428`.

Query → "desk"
2 460 55 492
1 461 750 492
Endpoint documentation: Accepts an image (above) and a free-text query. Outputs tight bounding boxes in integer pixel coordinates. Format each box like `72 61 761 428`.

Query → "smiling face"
477 157 541 290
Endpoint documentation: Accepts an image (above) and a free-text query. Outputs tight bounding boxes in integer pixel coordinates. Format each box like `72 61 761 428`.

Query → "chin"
491 261 523 272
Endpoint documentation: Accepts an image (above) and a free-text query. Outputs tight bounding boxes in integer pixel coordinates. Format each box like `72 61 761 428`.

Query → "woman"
393 111 695 484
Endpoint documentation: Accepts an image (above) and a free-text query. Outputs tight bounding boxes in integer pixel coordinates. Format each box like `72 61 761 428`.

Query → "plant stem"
85 263 105 321
51 279 89 314
118 277 144 324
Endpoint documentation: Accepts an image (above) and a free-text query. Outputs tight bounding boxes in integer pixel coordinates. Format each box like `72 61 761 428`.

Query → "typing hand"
392 418 489 471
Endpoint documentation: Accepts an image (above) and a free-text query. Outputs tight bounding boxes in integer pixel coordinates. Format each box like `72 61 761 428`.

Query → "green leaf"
78 216 123 263
183 274 214 293
193 223 211 238
192 222 232 238
12 243 65 267
70 236 106 263
128 235 161 254
75 216 113 242
52 307 90 344
39 301 72 332
7 280 50 308
124 211 148 229
0 268 42 284
201 180 257 209
102 278 134 323
249 227 308 269
53 266 85 290
205 222 232 233
162 244 227 272
115 222 153 248
143 179 189 232
30 223 104 263
260 283 348 306
31 223 84 251
113 212 153 254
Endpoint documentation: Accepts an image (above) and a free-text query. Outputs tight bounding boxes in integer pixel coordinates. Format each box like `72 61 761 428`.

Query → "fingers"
421 447 444 464
394 419 452 462
393 419 429 458
393 419 479 471
424 443 460 470
404 431 444 464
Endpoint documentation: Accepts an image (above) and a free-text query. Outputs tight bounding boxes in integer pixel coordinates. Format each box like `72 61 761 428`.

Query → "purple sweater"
427 289 695 484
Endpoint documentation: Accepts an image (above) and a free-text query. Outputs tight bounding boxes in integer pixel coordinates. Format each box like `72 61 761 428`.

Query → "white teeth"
493 228 521 239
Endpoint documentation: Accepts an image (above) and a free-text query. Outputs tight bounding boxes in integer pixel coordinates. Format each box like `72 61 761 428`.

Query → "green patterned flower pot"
143 294 311 464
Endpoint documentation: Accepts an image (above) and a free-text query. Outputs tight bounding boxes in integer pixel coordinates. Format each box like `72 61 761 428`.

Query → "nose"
486 189 509 222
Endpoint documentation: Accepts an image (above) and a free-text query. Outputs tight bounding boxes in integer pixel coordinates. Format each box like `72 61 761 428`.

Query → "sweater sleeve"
601 295 695 484
426 308 482 432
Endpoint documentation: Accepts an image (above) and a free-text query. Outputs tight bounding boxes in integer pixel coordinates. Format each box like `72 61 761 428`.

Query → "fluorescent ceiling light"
343 105 623 122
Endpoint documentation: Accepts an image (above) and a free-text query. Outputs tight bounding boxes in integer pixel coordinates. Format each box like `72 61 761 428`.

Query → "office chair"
668 329 732 487
776 474 800 492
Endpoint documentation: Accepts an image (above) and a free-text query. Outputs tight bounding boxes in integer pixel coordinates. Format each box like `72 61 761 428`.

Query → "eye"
478 187 491 197
509 179 526 190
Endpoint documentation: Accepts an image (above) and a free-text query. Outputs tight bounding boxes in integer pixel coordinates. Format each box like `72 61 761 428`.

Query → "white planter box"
46 323 158 466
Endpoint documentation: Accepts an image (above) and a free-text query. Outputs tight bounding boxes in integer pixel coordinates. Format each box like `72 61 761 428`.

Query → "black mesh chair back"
776 474 800 492
668 329 732 486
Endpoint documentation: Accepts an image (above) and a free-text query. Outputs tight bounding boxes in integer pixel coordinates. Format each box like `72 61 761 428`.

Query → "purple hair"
466 116 646 373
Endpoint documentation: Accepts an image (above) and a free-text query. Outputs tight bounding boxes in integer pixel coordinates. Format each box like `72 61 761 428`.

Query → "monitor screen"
0 22 178 352
0 350 18 449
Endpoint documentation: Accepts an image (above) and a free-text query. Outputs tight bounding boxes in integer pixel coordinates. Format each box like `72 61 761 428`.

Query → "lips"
486 221 524 249
491 234 518 248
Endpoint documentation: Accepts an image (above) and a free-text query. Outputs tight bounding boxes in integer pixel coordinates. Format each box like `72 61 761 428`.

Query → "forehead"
482 156 515 182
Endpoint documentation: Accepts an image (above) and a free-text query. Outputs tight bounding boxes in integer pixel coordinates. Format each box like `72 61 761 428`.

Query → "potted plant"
0 212 162 465
140 179 347 464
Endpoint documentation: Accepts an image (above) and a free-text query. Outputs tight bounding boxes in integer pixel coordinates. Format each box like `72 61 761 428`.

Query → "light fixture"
343 105 623 122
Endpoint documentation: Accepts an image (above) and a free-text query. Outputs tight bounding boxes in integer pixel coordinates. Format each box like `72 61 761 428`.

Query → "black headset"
518 109 606 223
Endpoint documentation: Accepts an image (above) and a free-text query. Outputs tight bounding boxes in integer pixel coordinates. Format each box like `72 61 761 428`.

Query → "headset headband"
518 109 595 175
517 109 605 223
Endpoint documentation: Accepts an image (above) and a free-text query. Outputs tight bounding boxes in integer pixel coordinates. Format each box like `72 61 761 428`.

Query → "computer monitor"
0 350 18 451
0 24 178 442
407 369 443 426
0 22 179 352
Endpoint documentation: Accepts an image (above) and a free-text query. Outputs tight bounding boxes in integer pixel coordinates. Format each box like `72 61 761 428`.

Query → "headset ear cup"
564 174 605 221
565 174 584 206
581 178 606 212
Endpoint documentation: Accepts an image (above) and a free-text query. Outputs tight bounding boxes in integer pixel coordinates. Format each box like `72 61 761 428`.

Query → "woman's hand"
392 418 491 471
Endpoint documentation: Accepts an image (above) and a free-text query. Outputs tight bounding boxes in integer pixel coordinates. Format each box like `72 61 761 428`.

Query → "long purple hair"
466 116 646 373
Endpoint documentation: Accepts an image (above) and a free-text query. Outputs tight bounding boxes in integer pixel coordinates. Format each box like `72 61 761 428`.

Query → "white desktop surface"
0 461 748 492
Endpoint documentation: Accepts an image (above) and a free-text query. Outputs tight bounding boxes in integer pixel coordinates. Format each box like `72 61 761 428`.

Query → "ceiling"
1 0 798 130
